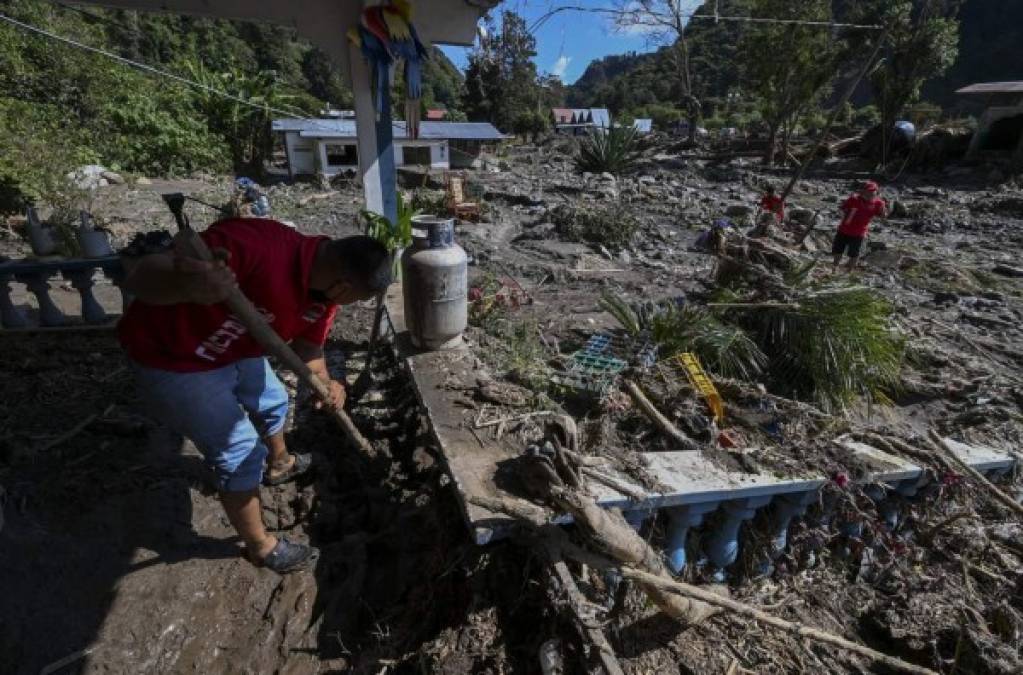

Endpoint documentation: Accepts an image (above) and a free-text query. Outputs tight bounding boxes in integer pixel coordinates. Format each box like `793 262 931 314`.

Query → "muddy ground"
2 140 1023 674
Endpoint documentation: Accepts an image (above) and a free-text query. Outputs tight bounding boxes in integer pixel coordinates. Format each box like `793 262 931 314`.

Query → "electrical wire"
0 11 313 120
528 5 883 34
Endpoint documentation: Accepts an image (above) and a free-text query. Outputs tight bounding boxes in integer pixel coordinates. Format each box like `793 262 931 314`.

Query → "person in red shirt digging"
119 218 391 573
832 180 887 272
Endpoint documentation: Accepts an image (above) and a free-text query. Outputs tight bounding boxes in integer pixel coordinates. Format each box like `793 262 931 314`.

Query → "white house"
273 119 509 178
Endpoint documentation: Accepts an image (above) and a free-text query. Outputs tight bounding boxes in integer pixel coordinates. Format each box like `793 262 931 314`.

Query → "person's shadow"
0 423 237 674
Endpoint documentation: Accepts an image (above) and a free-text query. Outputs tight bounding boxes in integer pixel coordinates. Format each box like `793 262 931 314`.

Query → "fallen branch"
928 431 1023 520
475 410 555 429
613 567 938 675
623 380 695 449
478 488 935 675
36 404 115 453
580 467 651 501
543 544 625 675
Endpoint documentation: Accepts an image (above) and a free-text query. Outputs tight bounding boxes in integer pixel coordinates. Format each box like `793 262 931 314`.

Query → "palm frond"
651 305 767 381
749 286 904 410
599 290 642 336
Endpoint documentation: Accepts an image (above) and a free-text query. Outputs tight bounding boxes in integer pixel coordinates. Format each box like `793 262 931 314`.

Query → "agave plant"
575 123 642 175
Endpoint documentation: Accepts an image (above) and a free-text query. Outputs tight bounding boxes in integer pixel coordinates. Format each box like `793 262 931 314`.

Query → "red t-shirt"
760 194 785 221
119 218 338 372
838 194 885 237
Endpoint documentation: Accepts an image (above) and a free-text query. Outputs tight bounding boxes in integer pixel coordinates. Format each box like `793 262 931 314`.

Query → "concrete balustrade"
381 281 1019 585
0 256 125 329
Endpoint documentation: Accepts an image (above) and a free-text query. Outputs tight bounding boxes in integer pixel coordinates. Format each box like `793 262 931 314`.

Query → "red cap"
862 180 879 193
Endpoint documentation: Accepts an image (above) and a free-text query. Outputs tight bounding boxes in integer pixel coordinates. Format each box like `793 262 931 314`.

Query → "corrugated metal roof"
956 81 1023 95
275 119 510 140
590 108 611 128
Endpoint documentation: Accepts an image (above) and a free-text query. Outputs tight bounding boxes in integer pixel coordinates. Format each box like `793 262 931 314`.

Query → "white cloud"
551 55 572 79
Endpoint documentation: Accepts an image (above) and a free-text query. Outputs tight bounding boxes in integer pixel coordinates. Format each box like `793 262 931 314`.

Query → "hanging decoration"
347 0 429 139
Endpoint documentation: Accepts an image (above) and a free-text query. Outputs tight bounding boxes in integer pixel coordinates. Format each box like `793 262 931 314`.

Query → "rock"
889 200 910 218
638 175 656 185
933 291 959 306
993 264 1023 278
100 170 125 185
724 203 753 217
135 177 153 185
618 250 632 265
67 164 107 190
788 207 815 224
599 172 616 182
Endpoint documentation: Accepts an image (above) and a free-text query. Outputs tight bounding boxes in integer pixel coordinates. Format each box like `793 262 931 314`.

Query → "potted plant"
360 192 419 279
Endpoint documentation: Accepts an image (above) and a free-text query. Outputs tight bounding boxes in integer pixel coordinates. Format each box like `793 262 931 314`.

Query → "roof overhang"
67 0 497 74
956 81 1023 96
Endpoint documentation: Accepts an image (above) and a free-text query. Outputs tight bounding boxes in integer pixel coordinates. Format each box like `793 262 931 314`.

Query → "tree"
462 11 544 131
740 0 838 164
609 0 738 144
844 0 961 163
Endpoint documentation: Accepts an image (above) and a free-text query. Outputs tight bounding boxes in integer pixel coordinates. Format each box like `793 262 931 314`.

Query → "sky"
439 1 701 85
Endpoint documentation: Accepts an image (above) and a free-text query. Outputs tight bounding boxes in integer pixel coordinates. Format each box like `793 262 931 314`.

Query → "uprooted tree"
843 0 961 165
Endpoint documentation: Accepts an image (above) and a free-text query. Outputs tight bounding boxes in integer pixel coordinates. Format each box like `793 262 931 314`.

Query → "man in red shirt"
832 180 886 272
759 184 785 223
120 218 391 573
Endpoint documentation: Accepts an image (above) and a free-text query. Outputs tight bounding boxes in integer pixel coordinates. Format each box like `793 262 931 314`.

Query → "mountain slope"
568 0 1023 116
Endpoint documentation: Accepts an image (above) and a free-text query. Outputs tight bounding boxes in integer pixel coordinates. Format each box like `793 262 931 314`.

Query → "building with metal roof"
632 118 653 134
956 81 1023 162
273 119 510 177
551 107 612 135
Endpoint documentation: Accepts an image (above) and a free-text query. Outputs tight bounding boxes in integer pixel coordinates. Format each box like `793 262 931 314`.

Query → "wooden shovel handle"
178 228 377 459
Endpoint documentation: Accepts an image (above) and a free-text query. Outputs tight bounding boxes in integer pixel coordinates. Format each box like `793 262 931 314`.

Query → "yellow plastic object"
677 352 724 423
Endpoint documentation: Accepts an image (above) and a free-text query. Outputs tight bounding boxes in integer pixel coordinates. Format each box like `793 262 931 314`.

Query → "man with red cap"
832 180 886 271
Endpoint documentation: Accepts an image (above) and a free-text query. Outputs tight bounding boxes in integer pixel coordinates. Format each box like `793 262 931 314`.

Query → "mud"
2 141 1023 674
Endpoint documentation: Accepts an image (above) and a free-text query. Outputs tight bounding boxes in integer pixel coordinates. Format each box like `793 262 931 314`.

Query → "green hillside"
0 0 464 209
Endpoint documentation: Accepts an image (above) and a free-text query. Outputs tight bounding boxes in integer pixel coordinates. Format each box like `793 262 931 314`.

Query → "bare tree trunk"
780 121 792 165
765 121 780 165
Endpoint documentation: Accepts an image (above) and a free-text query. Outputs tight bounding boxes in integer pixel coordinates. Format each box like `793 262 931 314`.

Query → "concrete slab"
584 453 825 511
943 438 1016 473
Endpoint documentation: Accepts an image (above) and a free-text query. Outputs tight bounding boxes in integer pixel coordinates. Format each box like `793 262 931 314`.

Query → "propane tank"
401 216 468 350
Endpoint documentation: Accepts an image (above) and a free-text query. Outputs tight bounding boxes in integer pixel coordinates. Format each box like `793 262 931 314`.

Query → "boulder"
67 164 108 190
724 203 753 217
787 207 815 224
101 170 125 185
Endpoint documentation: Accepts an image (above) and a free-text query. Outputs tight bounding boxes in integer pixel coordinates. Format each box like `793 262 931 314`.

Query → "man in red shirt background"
832 180 886 272
759 184 785 223
120 218 391 573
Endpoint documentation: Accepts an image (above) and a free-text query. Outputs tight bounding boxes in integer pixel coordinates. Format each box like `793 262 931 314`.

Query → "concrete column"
0 274 28 328
64 268 107 324
350 42 397 224
16 272 65 327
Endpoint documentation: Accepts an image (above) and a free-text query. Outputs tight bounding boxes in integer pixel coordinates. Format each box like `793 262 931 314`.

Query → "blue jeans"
133 357 289 492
